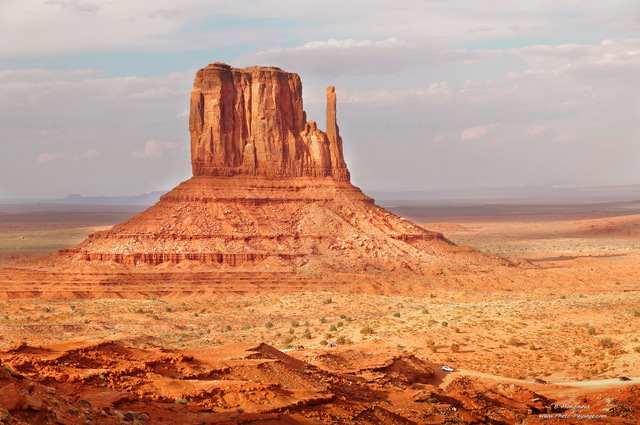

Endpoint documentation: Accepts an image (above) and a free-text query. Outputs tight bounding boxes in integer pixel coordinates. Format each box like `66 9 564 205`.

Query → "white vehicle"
442 366 454 372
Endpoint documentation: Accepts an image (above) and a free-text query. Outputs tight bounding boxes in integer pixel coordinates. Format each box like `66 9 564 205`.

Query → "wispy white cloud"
132 140 178 159
237 38 496 78
36 152 65 163
37 149 99 163
460 124 497 141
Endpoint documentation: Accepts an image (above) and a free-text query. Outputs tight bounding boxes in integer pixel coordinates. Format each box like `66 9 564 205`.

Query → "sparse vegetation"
598 337 614 348
360 325 374 335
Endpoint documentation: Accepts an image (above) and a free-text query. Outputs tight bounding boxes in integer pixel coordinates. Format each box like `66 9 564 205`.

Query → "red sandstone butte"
190 63 349 180
48 63 508 273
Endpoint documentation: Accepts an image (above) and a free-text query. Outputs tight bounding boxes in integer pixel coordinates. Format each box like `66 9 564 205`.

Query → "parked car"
442 366 454 372
619 376 631 381
534 378 547 384
293 345 305 350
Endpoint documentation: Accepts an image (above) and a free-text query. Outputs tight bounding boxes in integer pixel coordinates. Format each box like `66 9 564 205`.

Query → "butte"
10 63 511 296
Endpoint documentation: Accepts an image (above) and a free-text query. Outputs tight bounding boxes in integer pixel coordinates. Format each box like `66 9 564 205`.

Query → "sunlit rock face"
190 63 349 181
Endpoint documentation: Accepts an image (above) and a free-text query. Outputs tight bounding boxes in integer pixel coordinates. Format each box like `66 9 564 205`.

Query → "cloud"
37 152 65 163
509 38 640 81
525 124 549 138
460 124 497 141
132 140 178 158
45 0 100 14
84 149 99 159
37 149 99 163
0 68 191 107
236 38 495 78
2 0 637 59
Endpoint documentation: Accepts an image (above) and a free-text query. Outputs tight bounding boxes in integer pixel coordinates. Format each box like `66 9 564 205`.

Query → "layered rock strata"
54 63 505 272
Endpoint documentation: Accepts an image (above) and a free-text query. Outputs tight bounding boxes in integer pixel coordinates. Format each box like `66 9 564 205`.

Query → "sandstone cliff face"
190 63 349 180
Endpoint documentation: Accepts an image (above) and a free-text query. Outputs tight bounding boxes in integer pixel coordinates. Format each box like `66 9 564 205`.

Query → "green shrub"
393 312 401 318
360 325 374 335
175 398 188 405
598 338 614 348
329 325 337 332
450 343 460 352
265 322 274 329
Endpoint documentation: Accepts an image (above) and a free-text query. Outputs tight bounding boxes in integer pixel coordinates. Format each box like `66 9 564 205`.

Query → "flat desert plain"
0 203 639 424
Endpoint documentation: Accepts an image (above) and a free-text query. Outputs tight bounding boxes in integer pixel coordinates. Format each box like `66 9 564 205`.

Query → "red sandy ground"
0 207 639 424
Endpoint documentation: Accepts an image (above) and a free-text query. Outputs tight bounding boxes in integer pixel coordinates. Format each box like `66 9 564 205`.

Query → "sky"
1 0 639 199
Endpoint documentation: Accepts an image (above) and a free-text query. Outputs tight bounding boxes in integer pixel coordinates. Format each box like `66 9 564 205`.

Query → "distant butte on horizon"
37 62 509 274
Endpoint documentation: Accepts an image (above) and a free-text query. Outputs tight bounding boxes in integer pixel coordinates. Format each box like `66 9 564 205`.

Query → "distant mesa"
42 63 508 273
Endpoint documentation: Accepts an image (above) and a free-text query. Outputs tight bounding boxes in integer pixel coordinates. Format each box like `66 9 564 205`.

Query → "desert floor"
0 203 639 424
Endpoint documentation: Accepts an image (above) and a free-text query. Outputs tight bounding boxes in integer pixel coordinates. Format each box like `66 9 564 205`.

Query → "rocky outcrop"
42 62 510 272
190 63 349 180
